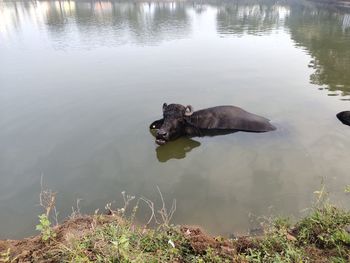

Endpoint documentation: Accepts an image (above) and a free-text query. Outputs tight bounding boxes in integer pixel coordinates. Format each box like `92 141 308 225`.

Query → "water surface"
1 0 350 238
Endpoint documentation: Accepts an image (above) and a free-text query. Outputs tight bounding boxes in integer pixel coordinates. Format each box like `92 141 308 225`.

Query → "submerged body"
150 103 276 145
337 111 350 126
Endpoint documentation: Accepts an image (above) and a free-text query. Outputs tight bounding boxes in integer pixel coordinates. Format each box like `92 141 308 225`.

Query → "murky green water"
1 0 350 239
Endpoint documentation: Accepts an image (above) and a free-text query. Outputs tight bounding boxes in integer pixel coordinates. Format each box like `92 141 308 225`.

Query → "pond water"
1 0 350 239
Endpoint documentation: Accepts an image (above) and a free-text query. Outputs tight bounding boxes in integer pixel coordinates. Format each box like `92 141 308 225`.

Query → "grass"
1 186 350 262
36 214 56 242
242 206 350 262
296 205 350 259
61 222 192 262
39 205 349 262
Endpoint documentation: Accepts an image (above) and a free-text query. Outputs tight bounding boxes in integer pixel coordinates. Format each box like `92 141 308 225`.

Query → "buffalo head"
155 103 193 145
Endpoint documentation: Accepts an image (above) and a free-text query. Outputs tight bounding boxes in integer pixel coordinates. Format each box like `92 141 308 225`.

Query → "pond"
1 0 350 239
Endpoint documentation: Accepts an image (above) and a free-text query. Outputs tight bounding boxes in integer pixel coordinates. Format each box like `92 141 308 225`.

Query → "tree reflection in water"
287 4 350 97
216 0 350 98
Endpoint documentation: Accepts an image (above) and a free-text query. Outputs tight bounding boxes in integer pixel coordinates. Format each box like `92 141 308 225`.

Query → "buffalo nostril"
157 130 167 137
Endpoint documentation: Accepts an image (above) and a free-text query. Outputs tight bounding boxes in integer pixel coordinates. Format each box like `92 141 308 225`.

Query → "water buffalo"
150 103 276 145
337 111 350 126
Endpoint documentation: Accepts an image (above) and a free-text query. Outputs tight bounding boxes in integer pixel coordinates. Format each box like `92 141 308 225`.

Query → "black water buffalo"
337 111 350 126
150 103 276 145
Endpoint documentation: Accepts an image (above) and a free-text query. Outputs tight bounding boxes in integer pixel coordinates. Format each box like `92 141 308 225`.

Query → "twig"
156 186 176 226
140 197 160 226
39 174 57 218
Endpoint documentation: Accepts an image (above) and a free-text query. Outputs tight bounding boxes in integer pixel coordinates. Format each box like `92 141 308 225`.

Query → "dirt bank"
0 206 349 262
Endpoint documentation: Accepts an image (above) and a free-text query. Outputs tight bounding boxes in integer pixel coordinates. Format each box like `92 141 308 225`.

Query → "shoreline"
1 205 349 262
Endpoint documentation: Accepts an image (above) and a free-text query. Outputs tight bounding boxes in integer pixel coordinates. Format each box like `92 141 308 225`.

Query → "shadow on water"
153 131 262 162
149 128 200 162
155 137 201 162
149 125 242 162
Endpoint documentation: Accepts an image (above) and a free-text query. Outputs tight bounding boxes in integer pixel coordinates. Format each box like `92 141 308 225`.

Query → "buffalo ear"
185 105 194 116
162 103 168 111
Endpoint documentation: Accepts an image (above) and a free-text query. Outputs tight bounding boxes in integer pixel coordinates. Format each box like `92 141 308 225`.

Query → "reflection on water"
1 0 350 239
0 1 190 47
149 126 200 162
215 1 350 97
287 3 350 97
156 138 201 162
217 3 289 36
